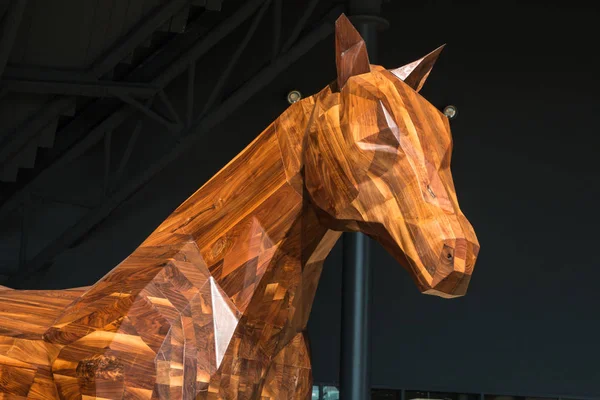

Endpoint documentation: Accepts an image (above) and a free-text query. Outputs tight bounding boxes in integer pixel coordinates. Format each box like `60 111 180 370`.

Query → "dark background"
310 2 600 396
1 0 599 397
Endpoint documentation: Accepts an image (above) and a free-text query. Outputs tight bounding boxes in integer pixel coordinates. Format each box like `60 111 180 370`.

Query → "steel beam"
201 0 271 116
0 2 10 20
154 0 267 88
116 93 179 131
191 6 342 133
2 65 87 82
103 130 112 196
0 1 267 220
112 118 144 192
0 97 73 166
0 78 159 98
205 0 222 12
0 0 194 180
7 5 344 284
0 0 258 161
271 0 282 62
0 106 132 222
0 0 28 78
19 196 30 268
88 0 192 78
186 61 196 127
281 0 320 53
158 90 182 127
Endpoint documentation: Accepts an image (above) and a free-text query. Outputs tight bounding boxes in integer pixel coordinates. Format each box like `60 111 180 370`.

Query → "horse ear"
335 14 371 89
391 45 445 92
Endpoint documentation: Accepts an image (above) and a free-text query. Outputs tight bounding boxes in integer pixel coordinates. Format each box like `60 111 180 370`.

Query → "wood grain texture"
0 14 479 399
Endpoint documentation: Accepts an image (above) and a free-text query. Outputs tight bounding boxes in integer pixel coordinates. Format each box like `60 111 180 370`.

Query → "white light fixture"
287 90 302 104
443 105 458 120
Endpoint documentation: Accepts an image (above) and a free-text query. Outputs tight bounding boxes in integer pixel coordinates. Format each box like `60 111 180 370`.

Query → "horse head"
304 14 479 298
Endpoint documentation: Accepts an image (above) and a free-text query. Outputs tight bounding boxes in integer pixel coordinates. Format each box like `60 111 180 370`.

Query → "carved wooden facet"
335 14 371 89
0 14 479 399
390 44 445 92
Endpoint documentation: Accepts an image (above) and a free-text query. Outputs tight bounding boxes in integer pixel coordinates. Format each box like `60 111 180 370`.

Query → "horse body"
0 15 479 400
0 90 336 399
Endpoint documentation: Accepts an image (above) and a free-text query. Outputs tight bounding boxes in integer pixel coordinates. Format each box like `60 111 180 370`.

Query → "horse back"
0 287 87 398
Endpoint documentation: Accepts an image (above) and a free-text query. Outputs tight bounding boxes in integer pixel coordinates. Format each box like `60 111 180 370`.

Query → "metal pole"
340 2 385 399
340 231 371 400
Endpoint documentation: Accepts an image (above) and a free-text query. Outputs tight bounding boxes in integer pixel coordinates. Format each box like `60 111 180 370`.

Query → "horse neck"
146 96 316 249
50 94 342 350
102 96 335 288
134 96 342 315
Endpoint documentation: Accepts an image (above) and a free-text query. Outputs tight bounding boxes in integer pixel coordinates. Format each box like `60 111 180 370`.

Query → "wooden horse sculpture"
0 15 479 400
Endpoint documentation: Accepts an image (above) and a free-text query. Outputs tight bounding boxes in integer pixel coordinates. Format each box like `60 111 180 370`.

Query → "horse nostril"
441 244 454 264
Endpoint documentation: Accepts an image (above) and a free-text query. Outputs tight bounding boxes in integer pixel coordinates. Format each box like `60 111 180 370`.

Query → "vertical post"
340 232 371 399
340 2 384 399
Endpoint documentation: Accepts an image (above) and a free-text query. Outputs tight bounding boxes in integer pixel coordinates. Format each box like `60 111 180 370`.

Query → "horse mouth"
423 269 472 298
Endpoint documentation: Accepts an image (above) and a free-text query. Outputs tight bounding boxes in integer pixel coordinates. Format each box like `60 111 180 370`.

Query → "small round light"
443 105 458 120
287 90 302 104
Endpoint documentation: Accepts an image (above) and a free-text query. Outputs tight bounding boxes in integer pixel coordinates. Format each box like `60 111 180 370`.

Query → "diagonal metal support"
0 107 132 222
32 192 95 210
103 130 112 196
281 0 320 53
0 0 28 78
271 0 282 62
2 66 85 81
0 2 10 20
19 195 31 269
116 93 180 132
201 0 271 116
154 0 267 88
158 90 182 126
110 97 154 194
0 78 159 98
111 118 144 193
186 61 196 127
0 97 74 167
7 5 344 284
88 0 192 78
205 0 222 11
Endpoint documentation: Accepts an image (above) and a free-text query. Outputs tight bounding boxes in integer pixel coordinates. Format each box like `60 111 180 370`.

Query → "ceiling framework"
0 0 344 284
0 0 28 78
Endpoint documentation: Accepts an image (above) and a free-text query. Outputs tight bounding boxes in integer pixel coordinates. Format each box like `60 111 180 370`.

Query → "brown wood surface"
0 14 479 400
